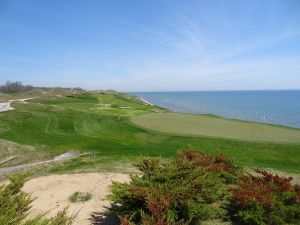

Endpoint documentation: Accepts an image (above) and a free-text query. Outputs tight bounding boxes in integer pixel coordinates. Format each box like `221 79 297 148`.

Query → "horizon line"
129 89 300 93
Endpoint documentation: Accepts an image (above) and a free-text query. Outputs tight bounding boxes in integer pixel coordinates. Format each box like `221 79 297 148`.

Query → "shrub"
0 172 33 224
107 150 300 225
108 149 240 225
229 169 300 225
0 172 76 225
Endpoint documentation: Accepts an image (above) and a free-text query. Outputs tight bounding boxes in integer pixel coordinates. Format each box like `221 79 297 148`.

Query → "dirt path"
23 173 130 225
0 152 77 176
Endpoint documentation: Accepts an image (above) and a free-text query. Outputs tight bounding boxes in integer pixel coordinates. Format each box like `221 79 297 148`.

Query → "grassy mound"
0 139 48 168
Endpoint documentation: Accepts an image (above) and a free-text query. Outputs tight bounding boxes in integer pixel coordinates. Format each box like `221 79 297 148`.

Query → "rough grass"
0 91 300 173
0 139 49 167
130 112 300 143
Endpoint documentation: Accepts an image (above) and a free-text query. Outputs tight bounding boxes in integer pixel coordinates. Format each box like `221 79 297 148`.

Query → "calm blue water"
133 90 300 129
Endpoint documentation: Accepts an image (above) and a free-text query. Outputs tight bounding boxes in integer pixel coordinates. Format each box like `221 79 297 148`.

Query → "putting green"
130 113 300 143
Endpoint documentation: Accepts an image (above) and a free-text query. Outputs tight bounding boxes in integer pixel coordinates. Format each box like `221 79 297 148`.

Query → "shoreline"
133 93 300 130
136 97 154 106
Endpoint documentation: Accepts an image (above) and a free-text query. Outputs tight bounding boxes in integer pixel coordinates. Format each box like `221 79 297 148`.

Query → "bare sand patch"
23 173 130 225
0 101 14 112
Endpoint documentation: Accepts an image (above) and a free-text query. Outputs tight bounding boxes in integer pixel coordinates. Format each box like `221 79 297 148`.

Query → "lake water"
133 90 300 129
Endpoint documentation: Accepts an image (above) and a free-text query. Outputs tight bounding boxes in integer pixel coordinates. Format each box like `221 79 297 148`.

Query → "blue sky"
0 0 300 91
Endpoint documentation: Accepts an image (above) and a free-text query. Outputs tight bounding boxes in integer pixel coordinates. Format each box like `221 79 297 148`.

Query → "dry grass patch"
0 139 49 168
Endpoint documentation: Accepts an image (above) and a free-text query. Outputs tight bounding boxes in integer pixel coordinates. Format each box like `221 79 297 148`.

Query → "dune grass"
0 91 299 173
69 191 92 203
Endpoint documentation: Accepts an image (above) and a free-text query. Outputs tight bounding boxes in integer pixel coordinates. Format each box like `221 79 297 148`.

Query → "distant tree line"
0 81 85 93
0 81 34 94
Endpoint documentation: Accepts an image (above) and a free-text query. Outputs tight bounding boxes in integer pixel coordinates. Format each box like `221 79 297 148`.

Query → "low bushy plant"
108 149 240 225
69 192 92 203
107 150 300 225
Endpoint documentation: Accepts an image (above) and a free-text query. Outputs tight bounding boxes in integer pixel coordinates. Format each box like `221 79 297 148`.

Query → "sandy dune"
23 173 130 225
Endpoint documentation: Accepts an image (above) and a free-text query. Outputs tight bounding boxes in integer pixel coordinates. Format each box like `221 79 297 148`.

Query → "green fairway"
0 90 300 173
130 113 300 143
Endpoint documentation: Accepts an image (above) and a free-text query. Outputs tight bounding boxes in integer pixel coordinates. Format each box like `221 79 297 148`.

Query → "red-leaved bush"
230 170 300 225
177 150 237 173
232 170 294 206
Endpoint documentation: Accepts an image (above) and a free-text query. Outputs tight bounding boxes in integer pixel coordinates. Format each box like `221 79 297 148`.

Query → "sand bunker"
0 98 38 112
23 173 130 225
0 101 14 112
